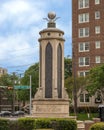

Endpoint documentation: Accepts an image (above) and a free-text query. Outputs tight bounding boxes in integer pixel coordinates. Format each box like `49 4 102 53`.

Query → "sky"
0 0 72 74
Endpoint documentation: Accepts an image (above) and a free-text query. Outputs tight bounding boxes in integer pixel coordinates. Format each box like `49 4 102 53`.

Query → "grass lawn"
70 113 99 121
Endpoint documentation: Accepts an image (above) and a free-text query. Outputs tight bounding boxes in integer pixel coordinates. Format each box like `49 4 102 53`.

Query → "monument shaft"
32 12 69 118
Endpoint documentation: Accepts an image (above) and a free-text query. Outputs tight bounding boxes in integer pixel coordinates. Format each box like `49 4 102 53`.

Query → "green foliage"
65 77 73 98
65 76 87 98
0 118 77 130
64 57 72 79
18 117 35 130
0 73 18 86
22 63 39 96
90 122 104 130
70 112 98 121
8 120 19 130
54 119 77 130
0 73 19 105
18 63 39 103
0 118 9 130
35 118 77 130
35 118 52 128
86 64 104 95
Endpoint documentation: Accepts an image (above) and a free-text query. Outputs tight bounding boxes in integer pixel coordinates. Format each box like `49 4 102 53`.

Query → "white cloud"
0 31 39 64
0 0 71 72
0 0 46 27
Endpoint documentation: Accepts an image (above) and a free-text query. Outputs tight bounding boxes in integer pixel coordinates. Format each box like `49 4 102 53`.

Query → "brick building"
72 0 104 108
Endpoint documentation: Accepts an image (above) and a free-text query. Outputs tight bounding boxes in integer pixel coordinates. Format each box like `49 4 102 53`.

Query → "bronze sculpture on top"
43 11 60 27
32 12 69 118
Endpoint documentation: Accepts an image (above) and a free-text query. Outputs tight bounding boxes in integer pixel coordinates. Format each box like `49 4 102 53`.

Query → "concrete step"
77 121 85 130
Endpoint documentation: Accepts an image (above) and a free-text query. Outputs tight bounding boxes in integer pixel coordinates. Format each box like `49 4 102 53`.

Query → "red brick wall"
72 0 104 76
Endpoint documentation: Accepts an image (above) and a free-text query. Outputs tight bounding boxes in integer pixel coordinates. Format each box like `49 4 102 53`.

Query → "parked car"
12 111 25 116
0 111 12 117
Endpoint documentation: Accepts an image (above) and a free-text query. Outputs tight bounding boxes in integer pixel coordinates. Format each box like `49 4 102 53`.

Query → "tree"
0 74 15 86
19 62 39 106
0 73 19 112
64 57 72 79
65 76 87 98
86 64 104 99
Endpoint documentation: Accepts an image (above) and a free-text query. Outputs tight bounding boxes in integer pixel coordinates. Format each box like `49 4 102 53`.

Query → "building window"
79 27 89 37
95 26 100 34
79 42 89 52
79 57 90 66
80 94 84 102
95 0 100 4
95 41 100 49
85 94 90 102
79 0 89 9
78 71 89 77
80 93 90 102
95 11 100 19
79 13 89 23
95 56 101 63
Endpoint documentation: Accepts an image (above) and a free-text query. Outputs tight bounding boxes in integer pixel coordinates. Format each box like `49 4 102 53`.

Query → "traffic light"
7 86 13 90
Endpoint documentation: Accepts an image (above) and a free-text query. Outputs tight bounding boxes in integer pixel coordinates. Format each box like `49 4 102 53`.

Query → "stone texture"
32 99 69 118
32 13 69 118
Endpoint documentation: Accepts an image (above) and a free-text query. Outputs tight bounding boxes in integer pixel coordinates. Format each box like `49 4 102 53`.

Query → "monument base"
32 99 69 118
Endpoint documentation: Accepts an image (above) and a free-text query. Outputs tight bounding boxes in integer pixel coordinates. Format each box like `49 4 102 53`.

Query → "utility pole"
29 75 32 115
0 88 2 112
12 72 15 113
73 51 77 118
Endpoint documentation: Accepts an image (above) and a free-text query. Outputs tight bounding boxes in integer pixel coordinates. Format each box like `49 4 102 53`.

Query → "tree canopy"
18 63 39 105
86 64 104 97
64 57 72 79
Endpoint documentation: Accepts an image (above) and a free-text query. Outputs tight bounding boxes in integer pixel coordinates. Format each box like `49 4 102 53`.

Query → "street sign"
14 85 30 90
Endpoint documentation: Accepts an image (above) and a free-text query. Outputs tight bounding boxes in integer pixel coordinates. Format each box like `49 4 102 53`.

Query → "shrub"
52 119 77 130
18 117 35 130
0 117 77 130
27 118 77 130
0 118 9 130
90 122 104 130
8 120 19 130
35 118 52 129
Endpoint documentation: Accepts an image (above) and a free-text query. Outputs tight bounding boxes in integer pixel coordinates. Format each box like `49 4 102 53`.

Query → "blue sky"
0 0 72 74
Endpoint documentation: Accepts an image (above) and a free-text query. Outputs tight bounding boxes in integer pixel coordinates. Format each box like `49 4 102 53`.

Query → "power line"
0 46 38 54
0 54 37 61
6 63 36 68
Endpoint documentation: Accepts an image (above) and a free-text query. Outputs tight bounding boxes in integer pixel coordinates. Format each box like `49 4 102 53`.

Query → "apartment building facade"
72 0 104 107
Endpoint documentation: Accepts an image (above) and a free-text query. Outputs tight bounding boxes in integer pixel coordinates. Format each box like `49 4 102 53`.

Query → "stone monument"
32 12 69 118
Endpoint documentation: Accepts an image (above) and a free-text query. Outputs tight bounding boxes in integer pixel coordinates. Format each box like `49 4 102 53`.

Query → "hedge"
8 120 19 130
52 118 77 130
35 118 52 129
18 117 35 130
90 122 104 130
0 118 9 130
0 117 77 130
35 118 77 130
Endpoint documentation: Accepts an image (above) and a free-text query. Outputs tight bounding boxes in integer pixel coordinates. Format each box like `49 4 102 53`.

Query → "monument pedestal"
32 99 69 118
